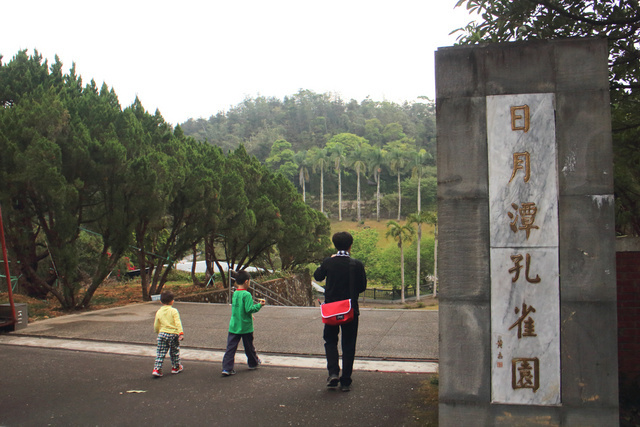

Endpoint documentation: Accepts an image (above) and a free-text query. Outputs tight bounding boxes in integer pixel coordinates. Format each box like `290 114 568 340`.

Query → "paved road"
0 302 440 426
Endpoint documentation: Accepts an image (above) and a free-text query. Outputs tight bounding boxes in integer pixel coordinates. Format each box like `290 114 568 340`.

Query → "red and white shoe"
171 364 184 374
152 369 163 377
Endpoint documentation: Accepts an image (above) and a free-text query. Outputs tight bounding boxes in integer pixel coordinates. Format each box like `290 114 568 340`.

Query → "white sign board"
488 93 561 405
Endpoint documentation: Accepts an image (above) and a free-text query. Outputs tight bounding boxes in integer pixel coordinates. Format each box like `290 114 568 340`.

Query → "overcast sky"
2 0 475 126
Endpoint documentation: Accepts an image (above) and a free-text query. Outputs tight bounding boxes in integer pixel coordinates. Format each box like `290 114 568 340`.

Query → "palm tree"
367 146 386 222
385 220 415 304
387 147 410 220
348 145 370 222
328 143 346 221
429 212 438 298
410 149 433 213
294 150 309 202
408 210 433 301
309 147 329 214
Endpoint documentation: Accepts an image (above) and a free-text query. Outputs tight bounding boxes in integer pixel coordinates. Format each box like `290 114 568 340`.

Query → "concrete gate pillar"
435 38 619 426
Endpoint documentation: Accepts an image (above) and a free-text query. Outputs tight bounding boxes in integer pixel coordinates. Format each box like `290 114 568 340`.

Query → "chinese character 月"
512 358 540 392
509 151 531 184
508 202 540 239
511 105 530 132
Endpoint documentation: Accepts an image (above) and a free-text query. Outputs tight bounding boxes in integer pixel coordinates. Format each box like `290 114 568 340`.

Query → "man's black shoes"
327 375 340 388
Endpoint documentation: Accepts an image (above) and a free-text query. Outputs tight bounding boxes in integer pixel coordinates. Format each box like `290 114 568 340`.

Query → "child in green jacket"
221 270 265 376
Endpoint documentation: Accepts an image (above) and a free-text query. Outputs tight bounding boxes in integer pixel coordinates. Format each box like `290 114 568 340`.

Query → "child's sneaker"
221 370 236 376
171 364 184 374
152 369 163 377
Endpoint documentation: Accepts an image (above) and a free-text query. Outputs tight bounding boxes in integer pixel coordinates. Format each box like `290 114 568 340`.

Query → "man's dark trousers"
323 316 359 386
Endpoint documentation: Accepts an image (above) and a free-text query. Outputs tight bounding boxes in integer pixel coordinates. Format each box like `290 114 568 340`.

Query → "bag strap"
348 258 356 301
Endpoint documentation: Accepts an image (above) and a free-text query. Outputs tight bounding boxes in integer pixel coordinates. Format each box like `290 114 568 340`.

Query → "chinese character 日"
511 105 530 132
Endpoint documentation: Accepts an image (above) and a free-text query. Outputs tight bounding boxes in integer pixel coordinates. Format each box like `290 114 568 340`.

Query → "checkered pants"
154 332 181 371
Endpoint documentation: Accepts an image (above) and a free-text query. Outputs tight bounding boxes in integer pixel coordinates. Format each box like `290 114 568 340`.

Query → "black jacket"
314 256 367 315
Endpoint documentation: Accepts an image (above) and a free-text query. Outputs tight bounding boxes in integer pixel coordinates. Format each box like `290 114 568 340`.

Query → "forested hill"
179 89 436 162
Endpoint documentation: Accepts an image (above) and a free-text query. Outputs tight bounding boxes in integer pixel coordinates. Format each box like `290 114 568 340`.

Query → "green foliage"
1 50 331 309
454 0 640 235
364 235 435 289
350 228 380 267
180 90 436 163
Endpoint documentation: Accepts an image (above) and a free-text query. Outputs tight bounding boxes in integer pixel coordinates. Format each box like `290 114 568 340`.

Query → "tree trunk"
376 170 380 222
417 175 421 212
416 224 421 301
397 172 402 220
433 224 438 298
356 170 361 222
400 242 405 304
338 168 342 221
416 176 421 301
191 244 203 287
320 168 324 214
302 173 306 203
80 248 122 308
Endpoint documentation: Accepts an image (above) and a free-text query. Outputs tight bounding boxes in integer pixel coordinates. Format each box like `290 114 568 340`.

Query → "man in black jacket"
314 231 367 392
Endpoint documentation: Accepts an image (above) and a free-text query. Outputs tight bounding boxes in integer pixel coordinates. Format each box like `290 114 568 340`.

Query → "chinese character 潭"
512 358 540 392
508 202 540 239
508 302 537 338
508 253 541 283
509 151 531 184
511 105 530 132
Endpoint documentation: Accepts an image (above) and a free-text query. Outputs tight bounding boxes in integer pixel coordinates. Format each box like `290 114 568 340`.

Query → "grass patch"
329 218 435 249
407 374 439 426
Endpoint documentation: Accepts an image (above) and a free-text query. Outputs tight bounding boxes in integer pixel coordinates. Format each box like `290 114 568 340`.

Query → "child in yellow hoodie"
152 290 184 377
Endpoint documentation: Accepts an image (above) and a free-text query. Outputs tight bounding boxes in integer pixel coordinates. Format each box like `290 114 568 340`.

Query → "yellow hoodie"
154 305 184 335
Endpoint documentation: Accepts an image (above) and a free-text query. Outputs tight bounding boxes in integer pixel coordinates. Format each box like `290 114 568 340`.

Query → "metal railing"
360 283 434 301
247 279 298 307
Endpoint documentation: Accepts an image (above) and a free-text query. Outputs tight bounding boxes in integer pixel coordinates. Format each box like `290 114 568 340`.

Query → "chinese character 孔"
508 253 541 283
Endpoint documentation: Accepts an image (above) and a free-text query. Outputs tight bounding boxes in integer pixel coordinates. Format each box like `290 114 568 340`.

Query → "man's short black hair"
235 270 251 285
160 290 174 305
332 231 353 251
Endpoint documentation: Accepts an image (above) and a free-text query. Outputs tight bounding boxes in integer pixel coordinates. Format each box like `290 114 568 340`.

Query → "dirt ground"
0 280 205 322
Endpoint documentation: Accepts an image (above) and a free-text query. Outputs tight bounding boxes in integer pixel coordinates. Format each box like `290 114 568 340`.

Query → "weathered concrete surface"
8 302 439 360
0 345 437 427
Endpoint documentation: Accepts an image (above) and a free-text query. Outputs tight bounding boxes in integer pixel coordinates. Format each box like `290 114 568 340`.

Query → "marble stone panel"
490 248 561 405
487 93 559 248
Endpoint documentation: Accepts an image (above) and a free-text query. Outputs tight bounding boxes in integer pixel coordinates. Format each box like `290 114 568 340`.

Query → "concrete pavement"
0 302 440 426
2 302 439 371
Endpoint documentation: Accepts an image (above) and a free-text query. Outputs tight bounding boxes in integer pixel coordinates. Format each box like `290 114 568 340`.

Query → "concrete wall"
436 38 619 426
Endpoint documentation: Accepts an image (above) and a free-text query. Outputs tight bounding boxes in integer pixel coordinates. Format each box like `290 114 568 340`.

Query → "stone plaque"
488 93 561 405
